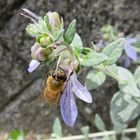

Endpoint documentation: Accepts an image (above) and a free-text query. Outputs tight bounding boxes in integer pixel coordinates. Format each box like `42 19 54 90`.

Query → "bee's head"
50 67 67 81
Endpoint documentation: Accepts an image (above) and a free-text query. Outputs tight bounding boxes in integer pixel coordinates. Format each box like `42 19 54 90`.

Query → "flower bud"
37 35 53 46
47 11 61 28
40 36 53 46
103 33 109 40
31 43 52 61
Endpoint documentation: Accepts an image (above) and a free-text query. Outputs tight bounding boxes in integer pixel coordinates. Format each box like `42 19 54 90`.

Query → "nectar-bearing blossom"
21 9 93 127
60 71 92 127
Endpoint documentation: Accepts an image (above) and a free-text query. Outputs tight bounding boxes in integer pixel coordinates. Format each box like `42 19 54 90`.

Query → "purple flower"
124 38 138 61
60 72 92 127
28 60 40 73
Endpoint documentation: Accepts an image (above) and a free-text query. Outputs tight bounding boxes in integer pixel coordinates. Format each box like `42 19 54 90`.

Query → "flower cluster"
21 9 92 127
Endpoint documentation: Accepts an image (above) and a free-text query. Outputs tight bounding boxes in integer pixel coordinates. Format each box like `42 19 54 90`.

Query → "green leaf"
109 135 117 140
64 19 76 44
121 136 131 140
134 66 140 89
26 23 41 37
117 67 140 97
95 114 105 131
102 38 124 65
104 64 118 81
117 100 138 122
81 52 108 67
71 33 83 49
52 117 62 138
85 70 106 90
110 91 140 125
102 136 111 140
8 130 25 140
136 119 140 140
81 126 89 140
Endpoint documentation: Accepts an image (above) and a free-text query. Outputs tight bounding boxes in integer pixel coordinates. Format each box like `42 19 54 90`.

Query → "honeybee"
44 68 67 104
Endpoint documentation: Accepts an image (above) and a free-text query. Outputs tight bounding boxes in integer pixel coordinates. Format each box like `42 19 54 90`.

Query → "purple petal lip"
60 71 92 127
28 60 40 73
124 38 138 61
60 79 78 127
71 72 92 103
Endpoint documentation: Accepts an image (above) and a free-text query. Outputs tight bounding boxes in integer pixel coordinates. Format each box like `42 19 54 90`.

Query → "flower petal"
47 11 55 26
60 80 78 127
28 60 40 73
124 38 138 61
124 45 137 61
71 72 92 103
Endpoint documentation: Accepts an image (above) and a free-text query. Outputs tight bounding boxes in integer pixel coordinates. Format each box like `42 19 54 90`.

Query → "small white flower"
28 60 40 73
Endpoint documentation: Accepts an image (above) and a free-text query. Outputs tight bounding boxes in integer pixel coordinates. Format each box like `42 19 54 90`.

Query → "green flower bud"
103 34 109 40
40 36 53 46
47 11 61 28
37 34 53 47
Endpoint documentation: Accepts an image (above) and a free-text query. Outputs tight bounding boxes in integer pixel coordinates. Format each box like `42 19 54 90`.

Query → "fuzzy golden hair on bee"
43 68 67 104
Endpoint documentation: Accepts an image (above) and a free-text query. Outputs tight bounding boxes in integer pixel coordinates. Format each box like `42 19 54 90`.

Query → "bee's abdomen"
44 88 61 103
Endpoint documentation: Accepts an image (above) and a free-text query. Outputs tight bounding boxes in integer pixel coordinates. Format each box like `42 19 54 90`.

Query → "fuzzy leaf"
26 23 41 37
81 126 89 140
103 136 111 140
70 33 83 55
102 38 124 65
85 70 106 90
136 119 140 140
134 66 140 89
81 52 108 67
95 114 105 131
64 19 76 44
118 67 140 97
110 92 140 125
52 117 62 138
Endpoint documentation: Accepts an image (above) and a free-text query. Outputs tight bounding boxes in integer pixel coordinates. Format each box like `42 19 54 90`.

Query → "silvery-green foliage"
81 52 108 67
136 119 140 140
110 91 140 128
117 67 140 97
121 136 131 140
52 117 62 138
85 70 106 90
64 19 76 44
70 33 83 55
134 66 140 89
102 38 124 65
95 114 105 131
81 126 89 140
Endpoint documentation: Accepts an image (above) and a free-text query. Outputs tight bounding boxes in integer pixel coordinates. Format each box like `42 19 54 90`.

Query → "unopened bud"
39 36 53 46
47 11 61 28
31 43 52 61
103 34 109 40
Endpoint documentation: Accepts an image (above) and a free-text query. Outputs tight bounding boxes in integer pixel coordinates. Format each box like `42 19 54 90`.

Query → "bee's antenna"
20 8 39 23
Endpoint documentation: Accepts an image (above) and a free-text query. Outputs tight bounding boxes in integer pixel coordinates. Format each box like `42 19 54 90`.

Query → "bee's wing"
60 81 78 127
71 72 92 103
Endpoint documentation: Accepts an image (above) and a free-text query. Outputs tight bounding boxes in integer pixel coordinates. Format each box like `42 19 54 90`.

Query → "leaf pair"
81 38 124 67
